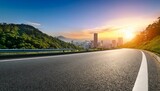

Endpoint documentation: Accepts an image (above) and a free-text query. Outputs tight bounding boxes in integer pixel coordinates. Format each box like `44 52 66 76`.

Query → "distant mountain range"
57 36 83 43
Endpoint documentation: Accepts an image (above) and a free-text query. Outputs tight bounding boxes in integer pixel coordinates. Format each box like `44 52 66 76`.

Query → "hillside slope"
0 23 79 49
138 36 160 53
122 17 160 53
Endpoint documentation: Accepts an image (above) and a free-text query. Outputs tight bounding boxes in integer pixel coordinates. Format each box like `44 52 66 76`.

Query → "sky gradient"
0 0 160 41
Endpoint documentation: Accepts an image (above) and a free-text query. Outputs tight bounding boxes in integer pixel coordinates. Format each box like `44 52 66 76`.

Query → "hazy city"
0 0 160 91
57 33 124 49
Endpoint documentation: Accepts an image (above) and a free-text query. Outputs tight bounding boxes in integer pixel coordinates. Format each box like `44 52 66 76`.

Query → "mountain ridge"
0 23 79 49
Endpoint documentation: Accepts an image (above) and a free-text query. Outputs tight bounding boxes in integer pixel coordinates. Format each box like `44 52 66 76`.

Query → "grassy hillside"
138 36 160 53
0 23 80 49
122 17 160 53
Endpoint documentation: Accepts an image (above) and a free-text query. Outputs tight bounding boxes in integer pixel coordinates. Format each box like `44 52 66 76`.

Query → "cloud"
27 21 41 26
87 27 122 34
60 26 121 40
61 31 91 40
56 17 155 41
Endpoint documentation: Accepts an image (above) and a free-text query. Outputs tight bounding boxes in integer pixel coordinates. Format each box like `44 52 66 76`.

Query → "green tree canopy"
0 23 80 49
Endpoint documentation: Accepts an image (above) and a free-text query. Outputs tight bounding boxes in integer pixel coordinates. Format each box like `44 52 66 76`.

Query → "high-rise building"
100 40 103 47
112 40 116 48
93 33 98 48
117 37 123 46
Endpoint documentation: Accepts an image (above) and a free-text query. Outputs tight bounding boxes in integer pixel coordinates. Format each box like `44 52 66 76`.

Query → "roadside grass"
137 36 160 54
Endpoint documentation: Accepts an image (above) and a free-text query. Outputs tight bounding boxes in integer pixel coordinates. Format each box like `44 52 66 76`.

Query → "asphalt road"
0 49 160 91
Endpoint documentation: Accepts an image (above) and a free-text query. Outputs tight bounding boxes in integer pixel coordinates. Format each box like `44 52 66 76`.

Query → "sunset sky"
0 0 160 41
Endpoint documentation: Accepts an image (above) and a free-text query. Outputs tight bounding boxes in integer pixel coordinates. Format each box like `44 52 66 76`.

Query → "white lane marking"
0 49 121 62
132 51 148 91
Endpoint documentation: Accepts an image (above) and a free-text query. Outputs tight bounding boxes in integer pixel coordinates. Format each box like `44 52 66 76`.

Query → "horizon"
0 0 160 42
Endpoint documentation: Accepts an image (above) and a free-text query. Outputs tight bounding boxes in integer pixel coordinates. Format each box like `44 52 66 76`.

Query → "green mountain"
122 17 160 53
0 23 79 49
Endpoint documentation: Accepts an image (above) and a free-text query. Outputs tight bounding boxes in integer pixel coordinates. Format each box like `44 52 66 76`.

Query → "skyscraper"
118 37 123 46
112 40 116 48
93 33 98 48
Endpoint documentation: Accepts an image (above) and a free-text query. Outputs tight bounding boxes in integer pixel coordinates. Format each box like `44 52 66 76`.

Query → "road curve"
0 49 160 91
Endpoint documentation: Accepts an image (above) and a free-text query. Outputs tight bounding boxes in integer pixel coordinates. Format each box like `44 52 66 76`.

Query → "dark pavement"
0 49 159 91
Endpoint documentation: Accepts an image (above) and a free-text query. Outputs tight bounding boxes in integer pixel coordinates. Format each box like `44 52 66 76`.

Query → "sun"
124 31 135 41
120 27 136 41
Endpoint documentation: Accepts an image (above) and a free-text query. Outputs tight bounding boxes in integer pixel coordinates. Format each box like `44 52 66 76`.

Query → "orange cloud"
61 31 91 40
61 27 121 40
59 17 155 41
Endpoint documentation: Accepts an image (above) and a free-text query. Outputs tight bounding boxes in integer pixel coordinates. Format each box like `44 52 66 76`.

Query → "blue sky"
0 0 160 40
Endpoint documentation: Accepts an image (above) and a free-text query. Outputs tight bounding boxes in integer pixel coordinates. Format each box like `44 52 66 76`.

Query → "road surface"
0 49 160 91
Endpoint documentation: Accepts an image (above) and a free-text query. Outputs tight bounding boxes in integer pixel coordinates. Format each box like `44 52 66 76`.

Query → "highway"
0 49 160 91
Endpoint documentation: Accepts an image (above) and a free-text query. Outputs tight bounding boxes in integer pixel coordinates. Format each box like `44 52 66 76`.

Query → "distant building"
100 40 103 47
93 33 98 48
98 40 103 48
82 40 90 49
90 40 94 48
72 40 92 49
117 37 123 46
112 40 116 48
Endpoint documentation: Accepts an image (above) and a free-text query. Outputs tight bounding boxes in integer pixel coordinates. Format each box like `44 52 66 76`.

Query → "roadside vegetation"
122 17 160 53
0 23 81 49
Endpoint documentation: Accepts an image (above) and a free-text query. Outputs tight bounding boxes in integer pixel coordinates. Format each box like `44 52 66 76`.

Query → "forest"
0 23 80 49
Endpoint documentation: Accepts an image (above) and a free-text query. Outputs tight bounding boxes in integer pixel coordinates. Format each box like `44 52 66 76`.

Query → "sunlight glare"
123 28 136 41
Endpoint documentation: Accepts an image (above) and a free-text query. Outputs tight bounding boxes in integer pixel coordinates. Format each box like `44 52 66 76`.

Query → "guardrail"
0 49 76 53
0 49 100 59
